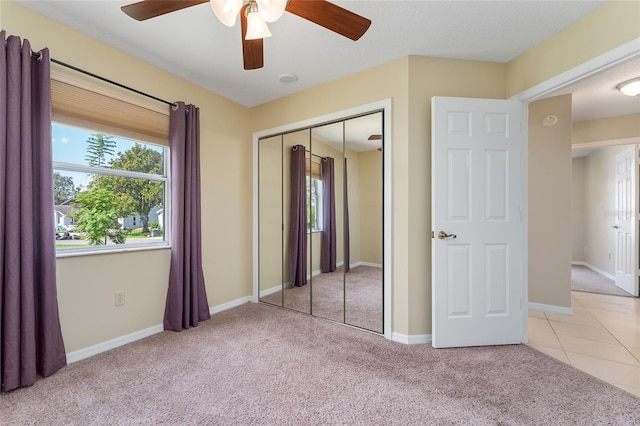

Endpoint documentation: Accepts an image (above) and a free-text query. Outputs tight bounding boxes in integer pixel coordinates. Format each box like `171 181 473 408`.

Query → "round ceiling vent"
279 74 298 85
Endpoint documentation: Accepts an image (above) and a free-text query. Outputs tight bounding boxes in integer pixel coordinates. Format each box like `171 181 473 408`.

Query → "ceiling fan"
121 0 371 70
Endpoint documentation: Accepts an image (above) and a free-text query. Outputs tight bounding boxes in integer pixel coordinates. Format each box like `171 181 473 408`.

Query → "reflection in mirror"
258 135 283 307
310 121 345 323
283 130 312 314
257 110 384 333
344 112 383 332
259 130 312 314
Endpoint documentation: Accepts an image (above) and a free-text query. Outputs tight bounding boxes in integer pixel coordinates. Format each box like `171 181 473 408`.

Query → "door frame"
252 98 393 340
514 37 640 341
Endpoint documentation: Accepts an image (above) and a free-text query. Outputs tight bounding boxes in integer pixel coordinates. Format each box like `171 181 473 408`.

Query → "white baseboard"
66 324 164 364
66 295 252 364
352 261 382 268
260 284 286 298
528 302 573 316
573 261 615 281
209 296 252 315
392 332 432 345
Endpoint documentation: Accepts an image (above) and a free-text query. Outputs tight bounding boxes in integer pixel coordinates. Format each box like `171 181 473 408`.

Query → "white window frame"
53 123 171 257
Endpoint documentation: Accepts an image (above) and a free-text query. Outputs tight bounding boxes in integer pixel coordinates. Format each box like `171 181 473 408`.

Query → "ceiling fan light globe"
257 0 286 23
210 0 242 27
245 11 272 40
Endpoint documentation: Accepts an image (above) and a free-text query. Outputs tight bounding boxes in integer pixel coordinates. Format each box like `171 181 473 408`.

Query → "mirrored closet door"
258 111 383 333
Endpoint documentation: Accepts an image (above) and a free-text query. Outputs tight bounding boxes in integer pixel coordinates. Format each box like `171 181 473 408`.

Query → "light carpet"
571 265 634 297
261 265 383 332
2 302 639 425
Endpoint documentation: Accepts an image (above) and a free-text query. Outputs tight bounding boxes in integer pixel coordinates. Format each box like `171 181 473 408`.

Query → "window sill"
56 243 170 258
308 229 322 234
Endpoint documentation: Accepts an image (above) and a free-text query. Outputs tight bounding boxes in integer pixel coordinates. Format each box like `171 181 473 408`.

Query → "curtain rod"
293 145 326 159
51 58 177 108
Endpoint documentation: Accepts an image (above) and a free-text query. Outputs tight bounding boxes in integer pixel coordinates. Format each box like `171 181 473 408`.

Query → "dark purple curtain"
344 158 351 273
164 102 210 331
289 145 307 287
321 157 336 272
1 31 67 392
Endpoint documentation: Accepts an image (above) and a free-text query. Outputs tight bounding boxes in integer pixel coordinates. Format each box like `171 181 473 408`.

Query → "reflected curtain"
321 157 336 272
344 158 351 273
164 102 210 331
289 145 307 287
1 31 67 392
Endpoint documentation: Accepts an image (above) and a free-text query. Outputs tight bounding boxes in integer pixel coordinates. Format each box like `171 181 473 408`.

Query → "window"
53 123 169 252
50 69 170 254
307 176 323 232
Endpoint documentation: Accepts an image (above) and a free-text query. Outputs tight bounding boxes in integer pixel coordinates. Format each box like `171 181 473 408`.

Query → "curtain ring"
292 145 299 151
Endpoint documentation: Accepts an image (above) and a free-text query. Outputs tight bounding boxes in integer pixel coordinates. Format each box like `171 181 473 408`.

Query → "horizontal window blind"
51 79 170 146
306 154 322 179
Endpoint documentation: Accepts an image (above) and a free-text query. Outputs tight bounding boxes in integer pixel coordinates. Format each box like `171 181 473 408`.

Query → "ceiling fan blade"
121 0 208 21
285 0 371 41
240 4 264 70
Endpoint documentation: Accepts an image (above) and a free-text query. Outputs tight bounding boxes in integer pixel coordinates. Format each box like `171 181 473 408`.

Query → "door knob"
437 231 457 240
613 225 620 229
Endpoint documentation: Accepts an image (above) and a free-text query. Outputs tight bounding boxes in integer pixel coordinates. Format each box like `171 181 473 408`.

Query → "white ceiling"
16 0 611 108
547 55 640 123
14 0 639 151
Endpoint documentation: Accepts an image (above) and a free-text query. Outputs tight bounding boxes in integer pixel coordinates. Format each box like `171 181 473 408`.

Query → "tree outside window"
53 123 168 251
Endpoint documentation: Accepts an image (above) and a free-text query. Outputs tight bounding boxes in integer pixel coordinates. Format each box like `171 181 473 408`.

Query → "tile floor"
527 290 640 397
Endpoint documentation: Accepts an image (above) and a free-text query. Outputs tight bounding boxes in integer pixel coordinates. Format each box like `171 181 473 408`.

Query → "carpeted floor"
2 302 639 425
571 265 634 297
261 265 383 332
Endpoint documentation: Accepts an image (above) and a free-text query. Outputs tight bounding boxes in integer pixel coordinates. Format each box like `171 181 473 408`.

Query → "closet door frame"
252 98 392 340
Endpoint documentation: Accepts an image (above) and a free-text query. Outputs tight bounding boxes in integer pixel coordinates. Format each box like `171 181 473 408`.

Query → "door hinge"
431 230 434 239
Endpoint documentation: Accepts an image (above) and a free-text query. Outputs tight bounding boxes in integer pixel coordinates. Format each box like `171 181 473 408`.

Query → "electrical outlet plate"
115 291 125 306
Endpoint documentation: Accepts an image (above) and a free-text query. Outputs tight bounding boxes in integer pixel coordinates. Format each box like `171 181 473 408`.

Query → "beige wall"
407 57 507 333
258 135 284 292
346 148 363 266
571 157 586 262
358 150 383 265
573 114 640 145
2 2 253 352
583 145 631 275
528 95 573 308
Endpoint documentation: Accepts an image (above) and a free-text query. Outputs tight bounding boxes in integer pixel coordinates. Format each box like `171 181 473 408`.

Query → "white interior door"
614 147 638 296
432 96 524 348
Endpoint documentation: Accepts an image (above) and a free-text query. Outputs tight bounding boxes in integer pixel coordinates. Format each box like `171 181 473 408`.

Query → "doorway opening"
571 142 640 298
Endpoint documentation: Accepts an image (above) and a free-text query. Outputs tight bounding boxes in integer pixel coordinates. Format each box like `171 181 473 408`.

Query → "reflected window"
307 176 323 232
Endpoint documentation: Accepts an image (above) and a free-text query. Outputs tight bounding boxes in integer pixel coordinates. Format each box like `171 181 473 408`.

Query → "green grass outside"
126 231 163 239
55 244 88 249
